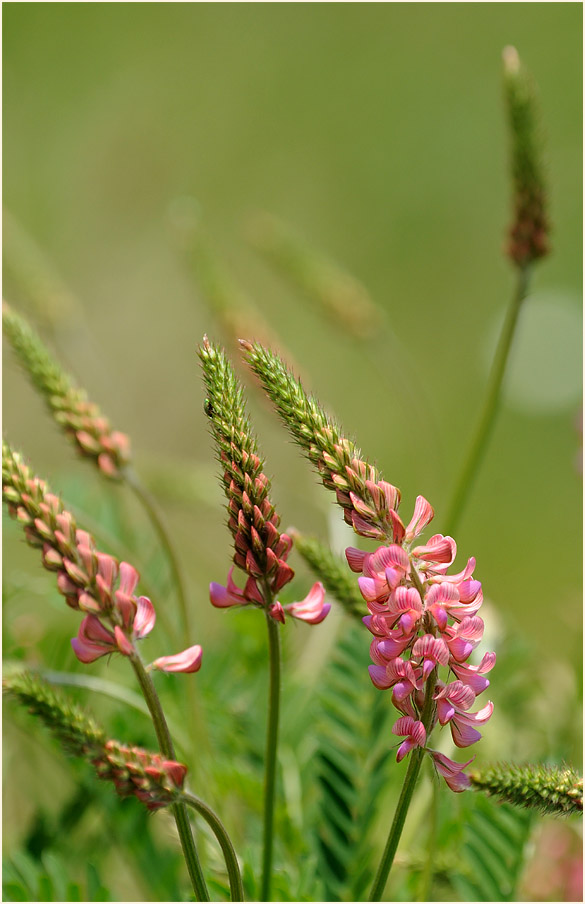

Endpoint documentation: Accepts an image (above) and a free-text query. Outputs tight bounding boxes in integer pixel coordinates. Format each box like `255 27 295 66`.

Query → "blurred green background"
3 3 582 901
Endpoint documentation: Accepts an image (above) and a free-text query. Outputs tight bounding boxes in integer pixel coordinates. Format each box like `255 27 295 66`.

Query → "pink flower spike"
429 750 474 793
152 644 203 674
392 716 426 762
286 582 331 624
134 596 156 638
404 495 435 542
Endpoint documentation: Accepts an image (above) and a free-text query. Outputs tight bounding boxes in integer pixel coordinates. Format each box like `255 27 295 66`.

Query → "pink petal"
209 581 243 608
450 718 482 748
71 636 110 663
346 547 367 573
134 596 156 638
404 495 435 541
118 561 140 596
430 750 474 792
392 716 416 737
269 601 286 623
153 644 203 674
114 625 134 656
369 664 393 689
287 582 330 624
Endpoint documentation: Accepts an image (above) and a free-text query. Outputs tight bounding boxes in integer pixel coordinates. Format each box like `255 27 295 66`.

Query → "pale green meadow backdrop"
3 3 582 900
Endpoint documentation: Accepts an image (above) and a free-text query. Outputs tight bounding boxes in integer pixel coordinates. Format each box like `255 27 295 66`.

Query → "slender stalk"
124 467 191 641
368 670 437 902
444 265 532 535
129 654 210 902
418 759 439 902
261 610 281 902
182 792 244 902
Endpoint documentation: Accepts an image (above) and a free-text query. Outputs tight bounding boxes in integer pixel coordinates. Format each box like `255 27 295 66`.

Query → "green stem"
418 760 439 901
261 611 281 902
368 670 437 902
129 654 210 902
182 792 244 902
124 467 191 642
444 265 532 536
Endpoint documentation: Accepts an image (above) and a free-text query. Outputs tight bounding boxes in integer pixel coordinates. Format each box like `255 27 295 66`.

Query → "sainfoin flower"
348 493 495 792
210 570 330 625
2 442 204 676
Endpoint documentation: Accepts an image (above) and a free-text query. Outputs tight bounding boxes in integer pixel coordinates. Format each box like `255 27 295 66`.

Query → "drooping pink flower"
71 615 121 663
450 651 496 694
210 569 330 626
391 716 426 762
429 750 474 792
152 644 203 674
71 595 156 664
285 582 330 624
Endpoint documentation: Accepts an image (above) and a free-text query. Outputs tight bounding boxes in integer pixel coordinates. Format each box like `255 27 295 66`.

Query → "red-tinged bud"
3 485 20 504
16 506 32 525
269 601 285 623
265 547 279 574
275 533 293 559
253 504 265 529
245 550 262 576
264 520 280 548
251 525 264 555
78 592 102 614
63 557 89 587
54 529 74 557
234 529 248 554
42 545 63 571
237 509 248 532
241 491 253 515
44 493 61 514
76 430 102 454
98 453 118 478
57 572 79 605
273 560 294 592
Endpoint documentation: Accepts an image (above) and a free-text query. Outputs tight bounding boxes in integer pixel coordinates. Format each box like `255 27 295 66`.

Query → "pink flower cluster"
347 492 495 792
210 568 330 625
43 509 200 673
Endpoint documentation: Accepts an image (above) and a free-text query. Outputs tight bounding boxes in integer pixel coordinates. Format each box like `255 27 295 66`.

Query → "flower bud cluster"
502 46 549 267
240 340 399 540
200 338 330 626
4 671 187 812
347 493 495 792
94 741 187 811
3 303 131 478
2 442 200 672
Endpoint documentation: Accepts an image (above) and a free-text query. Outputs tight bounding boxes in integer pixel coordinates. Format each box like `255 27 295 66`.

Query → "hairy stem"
261 609 281 902
130 654 210 902
444 265 531 535
368 670 437 902
182 793 244 902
